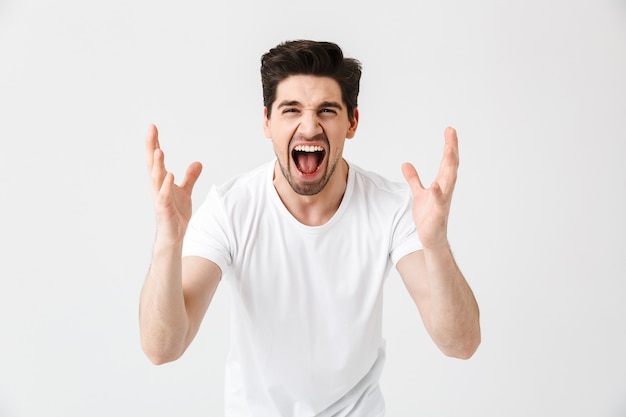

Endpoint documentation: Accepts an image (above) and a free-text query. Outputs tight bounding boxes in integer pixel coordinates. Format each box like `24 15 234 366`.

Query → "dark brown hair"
260 40 362 120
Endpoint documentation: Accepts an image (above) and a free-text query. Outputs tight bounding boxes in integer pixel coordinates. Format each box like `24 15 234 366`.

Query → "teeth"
294 145 324 152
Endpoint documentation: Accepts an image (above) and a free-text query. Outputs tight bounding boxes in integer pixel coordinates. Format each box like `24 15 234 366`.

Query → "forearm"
139 240 190 364
423 243 480 359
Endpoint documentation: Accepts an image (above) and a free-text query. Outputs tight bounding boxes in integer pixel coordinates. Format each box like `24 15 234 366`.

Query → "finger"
151 148 168 196
401 162 425 194
444 126 459 168
430 181 446 206
158 172 175 204
145 124 160 173
180 161 203 193
436 127 460 194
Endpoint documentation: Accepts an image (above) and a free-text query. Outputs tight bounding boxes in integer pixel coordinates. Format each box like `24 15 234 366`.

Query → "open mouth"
292 145 326 175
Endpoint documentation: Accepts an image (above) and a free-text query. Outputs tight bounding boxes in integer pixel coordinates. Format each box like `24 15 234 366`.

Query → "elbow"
436 323 481 360
443 330 481 360
141 337 184 365
447 340 480 360
139 319 189 365
143 345 182 365
145 351 179 366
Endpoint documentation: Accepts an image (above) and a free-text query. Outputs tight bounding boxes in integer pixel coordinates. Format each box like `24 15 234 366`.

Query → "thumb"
181 161 203 193
401 162 425 194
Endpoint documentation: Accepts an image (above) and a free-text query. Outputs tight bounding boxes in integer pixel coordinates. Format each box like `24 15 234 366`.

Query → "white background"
1 1 625 416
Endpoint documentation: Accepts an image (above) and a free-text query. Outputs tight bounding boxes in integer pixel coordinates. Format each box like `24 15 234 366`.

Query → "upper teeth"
294 145 324 152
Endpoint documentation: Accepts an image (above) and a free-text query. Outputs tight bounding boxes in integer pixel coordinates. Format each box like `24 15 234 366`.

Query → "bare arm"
139 124 221 365
397 249 479 359
399 127 480 359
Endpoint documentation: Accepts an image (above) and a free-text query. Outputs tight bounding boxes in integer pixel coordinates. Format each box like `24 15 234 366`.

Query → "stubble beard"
276 135 343 196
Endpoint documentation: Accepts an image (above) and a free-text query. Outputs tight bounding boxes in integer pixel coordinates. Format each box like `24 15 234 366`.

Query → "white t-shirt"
183 160 422 417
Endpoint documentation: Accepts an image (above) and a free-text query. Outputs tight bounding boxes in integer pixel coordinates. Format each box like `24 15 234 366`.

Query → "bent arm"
140 124 220 364
139 245 221 365
397 247 480 359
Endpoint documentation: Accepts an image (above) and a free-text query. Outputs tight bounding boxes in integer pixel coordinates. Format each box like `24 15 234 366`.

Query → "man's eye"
283 108 298 114
320 109 337 115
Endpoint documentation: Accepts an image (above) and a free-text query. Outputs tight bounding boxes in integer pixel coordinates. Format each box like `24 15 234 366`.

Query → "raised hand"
145 124 203 245
401 127 459 251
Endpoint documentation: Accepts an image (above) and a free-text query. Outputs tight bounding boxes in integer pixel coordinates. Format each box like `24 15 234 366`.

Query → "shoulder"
211 161 273 202
349 161 411 202
194 161 273 222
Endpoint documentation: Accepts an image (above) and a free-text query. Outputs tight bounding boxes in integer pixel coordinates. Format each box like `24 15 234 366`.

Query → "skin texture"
264 75 358 225
399 127 481 358
139 74 480 365
140 125 221 364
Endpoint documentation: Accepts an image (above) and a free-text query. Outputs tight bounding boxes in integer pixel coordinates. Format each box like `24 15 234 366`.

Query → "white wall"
1 1 625 416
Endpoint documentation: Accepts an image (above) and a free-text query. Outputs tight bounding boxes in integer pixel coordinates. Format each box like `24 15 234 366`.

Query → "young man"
140 40 480 416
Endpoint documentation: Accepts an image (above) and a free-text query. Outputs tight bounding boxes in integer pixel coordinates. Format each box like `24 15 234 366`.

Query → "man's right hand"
145 124 203 246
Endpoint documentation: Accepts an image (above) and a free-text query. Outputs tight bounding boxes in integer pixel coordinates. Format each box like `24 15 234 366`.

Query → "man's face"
264 75 358 196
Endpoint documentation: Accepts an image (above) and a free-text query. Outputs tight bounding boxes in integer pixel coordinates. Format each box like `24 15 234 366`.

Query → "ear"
263 107 272 138
346 108 359 139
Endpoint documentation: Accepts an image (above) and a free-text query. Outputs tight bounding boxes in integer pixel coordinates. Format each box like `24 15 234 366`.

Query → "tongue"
297 153 319 174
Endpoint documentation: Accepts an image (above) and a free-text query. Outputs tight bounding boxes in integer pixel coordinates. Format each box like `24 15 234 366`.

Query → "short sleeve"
389 187 422 265
182 185 233 273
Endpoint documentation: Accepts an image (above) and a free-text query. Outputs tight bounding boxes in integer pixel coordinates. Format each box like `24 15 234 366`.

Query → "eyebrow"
276 100 344 110
277 100 301 109
319 101 344 110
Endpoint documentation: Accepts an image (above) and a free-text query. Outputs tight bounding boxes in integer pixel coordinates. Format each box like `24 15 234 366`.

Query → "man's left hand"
402 126 459 251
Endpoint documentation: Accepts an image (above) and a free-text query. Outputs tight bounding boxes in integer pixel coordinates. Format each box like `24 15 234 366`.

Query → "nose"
297 110 322 138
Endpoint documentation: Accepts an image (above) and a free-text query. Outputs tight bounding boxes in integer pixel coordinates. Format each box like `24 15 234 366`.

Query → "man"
140 40 480 416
